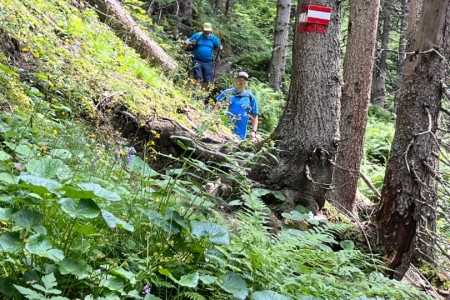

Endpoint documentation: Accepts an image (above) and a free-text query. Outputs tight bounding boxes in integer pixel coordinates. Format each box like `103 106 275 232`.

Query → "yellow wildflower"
91 133 96 138
40 145 47 152
22 45 32 52
155 197 161 203
53 129 58 135
118 150 126 156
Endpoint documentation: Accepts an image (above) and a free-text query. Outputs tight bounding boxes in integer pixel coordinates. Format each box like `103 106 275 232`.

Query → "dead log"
86 0 178 73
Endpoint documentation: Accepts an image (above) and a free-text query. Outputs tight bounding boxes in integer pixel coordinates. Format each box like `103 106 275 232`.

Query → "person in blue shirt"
186 22 223 90
214 72 259 140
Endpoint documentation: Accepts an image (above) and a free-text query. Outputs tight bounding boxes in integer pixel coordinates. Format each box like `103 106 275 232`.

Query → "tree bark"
179 0 193 26
371 0 390 107
268 0 291 91
377 0 450 280
250 0 342 213
225 0 232 16
393 0 410 113
87 0 178 73
333 0 380 212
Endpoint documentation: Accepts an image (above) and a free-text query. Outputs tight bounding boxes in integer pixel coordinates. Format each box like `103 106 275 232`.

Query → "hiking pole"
212 47 221 83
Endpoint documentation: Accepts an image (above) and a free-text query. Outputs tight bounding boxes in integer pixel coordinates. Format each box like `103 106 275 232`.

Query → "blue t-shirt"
189 32 221 62
216 88 259 140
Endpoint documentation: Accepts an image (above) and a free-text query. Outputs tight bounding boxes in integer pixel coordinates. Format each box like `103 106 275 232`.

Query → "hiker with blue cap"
186 22 223 90
214 71 259 140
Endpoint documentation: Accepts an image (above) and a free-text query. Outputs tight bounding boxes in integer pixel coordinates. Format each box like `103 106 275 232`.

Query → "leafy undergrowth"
0 110 432 299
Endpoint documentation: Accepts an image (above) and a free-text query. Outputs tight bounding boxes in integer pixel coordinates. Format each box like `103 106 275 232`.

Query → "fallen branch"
85 0 178 73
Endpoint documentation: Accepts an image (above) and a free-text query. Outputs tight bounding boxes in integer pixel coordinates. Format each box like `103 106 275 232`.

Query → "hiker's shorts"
193 59 213 83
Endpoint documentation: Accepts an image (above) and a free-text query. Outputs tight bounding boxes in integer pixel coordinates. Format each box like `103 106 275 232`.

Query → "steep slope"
0 0 231 155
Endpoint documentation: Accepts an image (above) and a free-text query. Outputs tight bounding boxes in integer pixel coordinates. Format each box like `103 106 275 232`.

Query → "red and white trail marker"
298 4 332 33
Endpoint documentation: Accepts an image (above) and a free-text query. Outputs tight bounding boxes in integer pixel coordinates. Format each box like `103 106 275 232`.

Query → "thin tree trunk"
377 0 450 280
371 0 390 107
250 0 343 213
88 0 178 73
393 0 410 113
268 0 291 91
179 0 193 26
333 0 380 212
225 0 232 16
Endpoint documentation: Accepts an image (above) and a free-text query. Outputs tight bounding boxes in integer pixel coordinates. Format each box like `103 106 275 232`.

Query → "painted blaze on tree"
250 0 342 213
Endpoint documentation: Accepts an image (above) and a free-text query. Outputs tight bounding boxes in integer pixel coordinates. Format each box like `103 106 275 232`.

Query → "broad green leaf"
25 233 64 262
60 186 96 198
74 223 97 235
178 272 199 288
0 277 17 297
50 149 72 159
340 240 355 250
191 221 230 245
0 232 24 253
78 183 121 201
110 268 136 284
0 151 11 161
218 272 248 300
0 207 13 220
144 295 162 300
12 209 44 230
128 156 159 177
59 258 91 275
0 123 10 133
100 275 125 291
6 144 34 157
0 173 17 185
159 269 198 287
19 174 62 194
146 210 179 234
281 211 312 222
101 210 134 232
200 275 217 284
251 290 290 300
25 158 70 179
165 209 188 228
59 198 100 219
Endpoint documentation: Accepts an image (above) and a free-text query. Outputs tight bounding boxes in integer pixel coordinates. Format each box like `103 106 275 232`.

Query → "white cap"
236 71 249 80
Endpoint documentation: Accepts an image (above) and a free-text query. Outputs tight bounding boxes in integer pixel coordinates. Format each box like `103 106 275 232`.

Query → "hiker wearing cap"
214 72 259 140
186 22 223 90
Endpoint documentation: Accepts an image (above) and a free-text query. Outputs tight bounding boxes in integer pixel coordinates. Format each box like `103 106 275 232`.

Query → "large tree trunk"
87 0 178 73
333 0 380 212
377 0 450 280
370 0 390 107
268 0 291 91
250 0 342 213
393 0 410 112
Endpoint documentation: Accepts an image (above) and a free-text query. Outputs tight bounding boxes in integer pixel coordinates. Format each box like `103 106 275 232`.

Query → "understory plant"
0 107 432 299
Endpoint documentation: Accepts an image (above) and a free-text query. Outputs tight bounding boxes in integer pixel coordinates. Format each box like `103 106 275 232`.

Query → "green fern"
180 291 207 300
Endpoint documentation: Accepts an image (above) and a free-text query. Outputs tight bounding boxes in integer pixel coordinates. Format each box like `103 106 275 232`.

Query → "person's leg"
202 61 214 90
192 59 203 86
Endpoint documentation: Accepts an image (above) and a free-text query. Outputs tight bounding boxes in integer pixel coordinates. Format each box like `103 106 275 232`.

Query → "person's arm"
186 33 198 44
213 35 223 50
250 115 259 139
214 89 230 110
